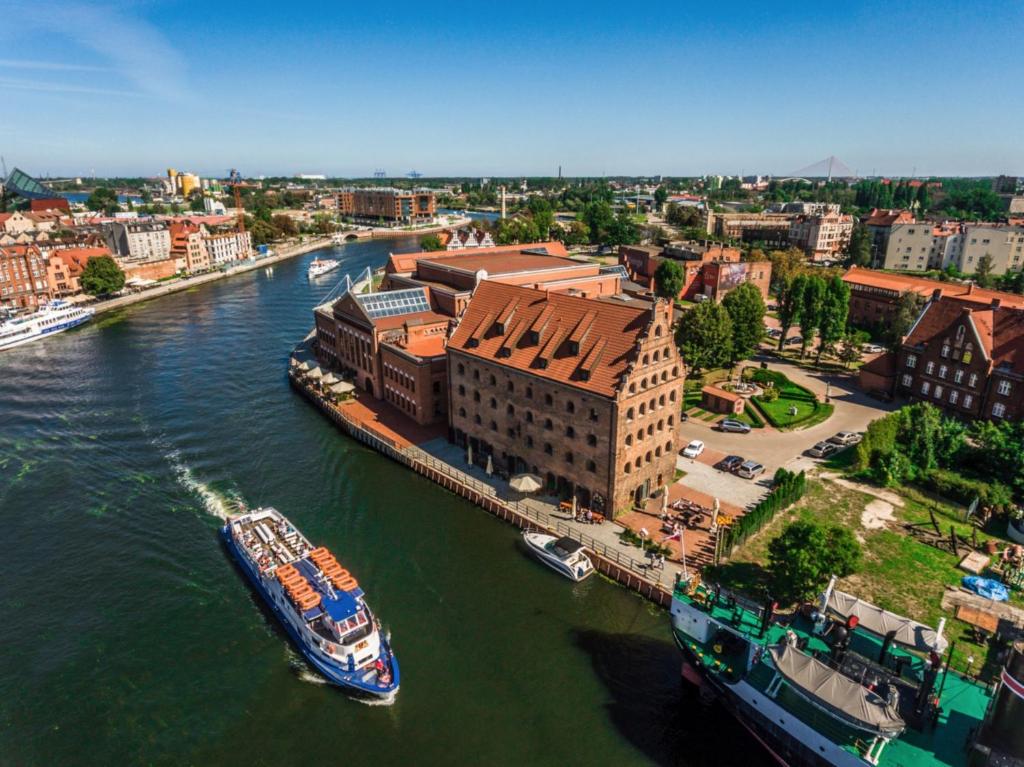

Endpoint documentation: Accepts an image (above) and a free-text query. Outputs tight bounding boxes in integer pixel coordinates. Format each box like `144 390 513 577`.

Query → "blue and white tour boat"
222 506 399 700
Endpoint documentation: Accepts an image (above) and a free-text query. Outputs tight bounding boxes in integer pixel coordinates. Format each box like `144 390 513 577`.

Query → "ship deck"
674 584 992 767
233 510 312 570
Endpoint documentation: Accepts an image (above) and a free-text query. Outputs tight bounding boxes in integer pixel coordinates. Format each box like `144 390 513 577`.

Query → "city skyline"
1 0 1022 177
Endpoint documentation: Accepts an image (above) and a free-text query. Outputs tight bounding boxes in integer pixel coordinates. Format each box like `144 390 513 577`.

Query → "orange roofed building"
45 246 111 297
843 266 1024 328
446 281 684 514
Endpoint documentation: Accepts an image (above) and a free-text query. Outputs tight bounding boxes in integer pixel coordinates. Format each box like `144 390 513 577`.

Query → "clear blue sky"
1 0 1021 178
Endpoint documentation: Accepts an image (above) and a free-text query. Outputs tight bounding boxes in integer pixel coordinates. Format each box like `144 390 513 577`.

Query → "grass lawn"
711 476 1021 679
747 368 834 430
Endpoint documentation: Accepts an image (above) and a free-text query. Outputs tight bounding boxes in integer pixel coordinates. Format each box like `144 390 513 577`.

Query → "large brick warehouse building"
446 281 684 515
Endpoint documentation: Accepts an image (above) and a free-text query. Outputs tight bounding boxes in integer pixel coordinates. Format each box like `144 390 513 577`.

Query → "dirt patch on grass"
860 499 896 537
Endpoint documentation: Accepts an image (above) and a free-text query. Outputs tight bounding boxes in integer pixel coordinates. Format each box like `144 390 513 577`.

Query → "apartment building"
169 221 211 273
447 281 684 514
0 245 50 308
960 225 1024 275
104 221 172 262
863 208 916 264
893 293 1024 422
336 188 436 225
45 246 110 297
883 222 963 272
788 212 854 261
708 211 793 247
203 231 253 266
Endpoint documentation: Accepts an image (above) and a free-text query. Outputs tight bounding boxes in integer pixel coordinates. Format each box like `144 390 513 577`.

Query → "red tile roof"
905 296 1024 375
419 251 583 276
386 241 569 274
702 384 742 402
863 208 915 227
843 267 1024 309
448 281 652 398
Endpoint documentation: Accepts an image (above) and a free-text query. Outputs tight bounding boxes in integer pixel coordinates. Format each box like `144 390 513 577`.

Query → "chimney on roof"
992 297 1002 310
962 306 973 317
931 288 942 302
967 283 975 295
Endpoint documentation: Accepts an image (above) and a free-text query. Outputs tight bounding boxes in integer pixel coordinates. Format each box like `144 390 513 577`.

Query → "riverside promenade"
288 347 683 607
88 236 333 316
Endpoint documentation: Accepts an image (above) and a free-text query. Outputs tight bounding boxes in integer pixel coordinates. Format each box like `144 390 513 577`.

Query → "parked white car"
862 344 886 354
682 440 705 458
737 460 765 479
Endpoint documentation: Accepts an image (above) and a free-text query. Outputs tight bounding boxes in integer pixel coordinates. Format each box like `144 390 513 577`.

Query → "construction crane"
227 168 245 233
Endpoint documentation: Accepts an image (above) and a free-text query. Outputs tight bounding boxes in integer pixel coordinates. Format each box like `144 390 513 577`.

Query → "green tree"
675 302 733 373
80 255 125 296
815 276 851 364
527 197 555 238
837 335 862 368
798 275 826 357
975 253 995 288
419 234 444 251
654 186 668 206
768 521 861 604
885 290 927 347
607 209 640 246
86 187 120 216
581 200 615 244
557 220 590 246
248 218 278 246
721 281 766 362
665 203 703 228
271 214 298 238
767 247 807 289
496 216 540 244
653 259 685 301
189 194 205 213
776 274 806 350
845 224 872 267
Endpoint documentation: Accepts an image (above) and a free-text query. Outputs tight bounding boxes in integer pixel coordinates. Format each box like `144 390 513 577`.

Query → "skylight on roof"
356 287 430 319
600 265 630 279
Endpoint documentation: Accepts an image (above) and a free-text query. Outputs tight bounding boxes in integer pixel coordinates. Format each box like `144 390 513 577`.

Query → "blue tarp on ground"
962 576 1009 602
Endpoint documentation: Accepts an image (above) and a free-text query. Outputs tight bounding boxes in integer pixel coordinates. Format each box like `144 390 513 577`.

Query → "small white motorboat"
522 532 594 582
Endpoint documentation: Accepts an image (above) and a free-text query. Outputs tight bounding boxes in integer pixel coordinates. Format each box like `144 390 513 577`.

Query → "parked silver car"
828 431 863 446
719 418 752 434
807 441 839 458
737 460 765 479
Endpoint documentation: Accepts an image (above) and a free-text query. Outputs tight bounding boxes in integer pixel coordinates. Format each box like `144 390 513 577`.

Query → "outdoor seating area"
558 500 606 525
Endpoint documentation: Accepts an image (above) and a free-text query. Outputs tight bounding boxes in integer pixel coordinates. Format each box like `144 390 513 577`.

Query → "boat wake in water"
166 449 242 521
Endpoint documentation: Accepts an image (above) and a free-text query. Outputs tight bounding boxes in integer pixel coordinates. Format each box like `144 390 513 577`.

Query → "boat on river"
222 507 399 700
0 300 94 351
668 573 1022 767
522 532 594 582
307 258 341 279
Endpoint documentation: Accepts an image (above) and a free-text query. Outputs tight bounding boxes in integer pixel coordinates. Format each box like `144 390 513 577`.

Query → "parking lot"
675 449 771 509
679 355 897 475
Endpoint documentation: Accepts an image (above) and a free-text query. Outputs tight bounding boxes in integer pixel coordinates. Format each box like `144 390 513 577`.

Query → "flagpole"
681 528 688 580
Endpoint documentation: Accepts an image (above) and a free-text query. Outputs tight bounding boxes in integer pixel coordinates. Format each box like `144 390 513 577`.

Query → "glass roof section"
356 287 430 319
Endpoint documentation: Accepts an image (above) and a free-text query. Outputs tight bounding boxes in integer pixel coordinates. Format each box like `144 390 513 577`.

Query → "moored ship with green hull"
669 574 1024 767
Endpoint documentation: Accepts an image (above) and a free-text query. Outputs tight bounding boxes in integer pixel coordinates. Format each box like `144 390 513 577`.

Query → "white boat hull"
0 305 94 352
522 532 594 582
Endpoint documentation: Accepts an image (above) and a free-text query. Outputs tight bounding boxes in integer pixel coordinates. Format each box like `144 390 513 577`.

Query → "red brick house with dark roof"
893 292 1024 421
447 281 684 513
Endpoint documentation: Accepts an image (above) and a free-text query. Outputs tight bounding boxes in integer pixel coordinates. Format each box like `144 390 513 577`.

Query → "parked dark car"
717 455 745 472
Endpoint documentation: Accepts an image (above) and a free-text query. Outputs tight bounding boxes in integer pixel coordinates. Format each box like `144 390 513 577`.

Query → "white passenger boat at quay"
307 258 341 279
0 300 94 351
222 507 399 700
522 532 595 582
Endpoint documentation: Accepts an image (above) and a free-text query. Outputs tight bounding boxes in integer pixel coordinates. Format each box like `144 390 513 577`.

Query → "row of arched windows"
623 441 673 474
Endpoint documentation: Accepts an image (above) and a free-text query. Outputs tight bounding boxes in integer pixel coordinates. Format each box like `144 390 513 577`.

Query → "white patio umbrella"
466 443 473 465
297 360 311 372
307 366 323 381
321 372 339 386
571 495 578 516
509 473 543 493
662 485 669 514
485 455 493 476
711 497 720 531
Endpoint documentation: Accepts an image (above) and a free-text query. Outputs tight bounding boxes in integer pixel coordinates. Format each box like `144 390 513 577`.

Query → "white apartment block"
883 223 963 272
105 222 172 262
959 225 1024 275
884 223 1024 275
788 213 853 260
203 231 253 266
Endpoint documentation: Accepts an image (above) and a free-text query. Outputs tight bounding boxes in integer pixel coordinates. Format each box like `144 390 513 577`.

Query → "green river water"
0 239 766 766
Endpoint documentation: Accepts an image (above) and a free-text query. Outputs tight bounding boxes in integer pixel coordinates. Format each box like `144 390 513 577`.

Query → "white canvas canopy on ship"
306 366 323 381
321 372 339 386
825 589 947 653
768 644 905 737
330 381 355 395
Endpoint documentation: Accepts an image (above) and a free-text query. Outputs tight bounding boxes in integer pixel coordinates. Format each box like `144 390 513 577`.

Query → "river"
0 238 765 766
